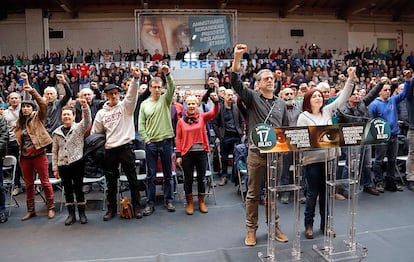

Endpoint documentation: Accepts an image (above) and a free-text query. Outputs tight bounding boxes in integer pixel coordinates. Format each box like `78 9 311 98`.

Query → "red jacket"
176 103 219 157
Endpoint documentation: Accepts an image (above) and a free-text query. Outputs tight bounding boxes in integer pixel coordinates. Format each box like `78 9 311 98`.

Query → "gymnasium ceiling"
3 0 414 22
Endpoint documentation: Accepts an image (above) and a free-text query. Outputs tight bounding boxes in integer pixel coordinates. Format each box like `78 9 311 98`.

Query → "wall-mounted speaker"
290 29 304 37
49 30 64 39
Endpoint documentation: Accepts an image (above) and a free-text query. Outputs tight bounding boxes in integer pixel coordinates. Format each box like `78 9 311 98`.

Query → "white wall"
237 18 348 53
49 19 135 52
0 12 413 58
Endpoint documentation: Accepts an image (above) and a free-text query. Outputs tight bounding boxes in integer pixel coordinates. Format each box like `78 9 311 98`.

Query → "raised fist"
234 44 247 56
161 65 170 75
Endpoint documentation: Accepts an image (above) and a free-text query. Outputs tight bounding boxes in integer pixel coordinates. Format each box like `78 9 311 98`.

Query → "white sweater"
297 78 354 165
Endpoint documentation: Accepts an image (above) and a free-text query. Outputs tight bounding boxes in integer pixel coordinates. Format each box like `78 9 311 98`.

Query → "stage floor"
1 177 413 262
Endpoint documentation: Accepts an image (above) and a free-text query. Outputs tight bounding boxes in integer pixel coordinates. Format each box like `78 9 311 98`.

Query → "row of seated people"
1 44 412 66
0 50 410 105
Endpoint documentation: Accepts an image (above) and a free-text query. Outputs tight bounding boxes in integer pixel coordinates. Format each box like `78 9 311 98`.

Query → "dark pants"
280 152 293 197
182 151 207 195
104 143 141 208
304 162 326 228
373 135 398 183
341 145 374 189
220 134 240 178
145 138 174 207
59 159 85 204
0 158 5 214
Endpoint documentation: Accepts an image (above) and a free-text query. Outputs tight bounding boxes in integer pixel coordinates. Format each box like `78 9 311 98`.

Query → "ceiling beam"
55 0 78 18
279 0 304 18
391 0 413 21
336 0 372 20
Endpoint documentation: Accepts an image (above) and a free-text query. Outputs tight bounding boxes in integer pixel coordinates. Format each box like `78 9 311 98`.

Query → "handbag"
119 197 134 219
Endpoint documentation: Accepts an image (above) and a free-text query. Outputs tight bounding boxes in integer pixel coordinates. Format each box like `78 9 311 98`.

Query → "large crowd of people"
0 44 412 251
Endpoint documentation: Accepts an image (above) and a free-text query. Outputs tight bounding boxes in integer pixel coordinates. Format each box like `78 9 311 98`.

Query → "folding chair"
118 149 147 203
3 155 19 216
83 176 107 210
34 153 64 212
186 152 217 205
233 143 248 202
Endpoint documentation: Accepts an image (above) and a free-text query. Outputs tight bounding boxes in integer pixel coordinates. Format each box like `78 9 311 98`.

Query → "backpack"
119 197 134 219
83 133 106 178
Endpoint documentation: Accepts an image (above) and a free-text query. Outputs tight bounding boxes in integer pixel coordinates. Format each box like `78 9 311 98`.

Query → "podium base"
312 241 367 262
258 248 301 262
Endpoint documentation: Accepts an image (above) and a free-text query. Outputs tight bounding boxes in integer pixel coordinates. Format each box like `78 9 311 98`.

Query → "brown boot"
198 193 208 213
244 230 257 246
46 199 55 219
21 199 36 221
185 194 194 215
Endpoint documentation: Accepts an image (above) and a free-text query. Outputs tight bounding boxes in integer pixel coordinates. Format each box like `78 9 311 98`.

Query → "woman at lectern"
296 66 357 239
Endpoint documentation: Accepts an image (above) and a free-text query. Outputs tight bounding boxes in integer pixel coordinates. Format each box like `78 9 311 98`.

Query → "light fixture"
351 8 366 15
60 4 71 13
288 4 300 13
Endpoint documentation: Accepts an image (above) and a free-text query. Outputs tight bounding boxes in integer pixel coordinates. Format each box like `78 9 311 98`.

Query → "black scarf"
183 112 199 125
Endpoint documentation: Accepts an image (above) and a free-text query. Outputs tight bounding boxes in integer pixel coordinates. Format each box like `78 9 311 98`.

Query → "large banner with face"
137 11 236 55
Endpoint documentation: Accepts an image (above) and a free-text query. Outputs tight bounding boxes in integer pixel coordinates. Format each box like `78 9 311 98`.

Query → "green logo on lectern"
362 118 391 145
251 123 276 150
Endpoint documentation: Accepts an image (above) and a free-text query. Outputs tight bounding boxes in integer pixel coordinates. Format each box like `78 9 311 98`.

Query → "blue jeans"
373 135 398 183
134 131 145 150
145 138 174 207
304 162 327 228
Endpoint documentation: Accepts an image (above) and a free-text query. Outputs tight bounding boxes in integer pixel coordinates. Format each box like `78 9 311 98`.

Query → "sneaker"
280 195 289 204
275 225 288 243
407 181 414 191
396 184 404 192
12 187 23 196
0 213 7 223
375 182 385 193
335 193 346 200
165 202 176 212
219 177 227 186
245 231 257 246
82 185 91 194
143 206 155 216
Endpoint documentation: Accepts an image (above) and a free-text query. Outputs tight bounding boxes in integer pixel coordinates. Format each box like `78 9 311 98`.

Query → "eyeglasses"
285 93 294 96
261 76 274 81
